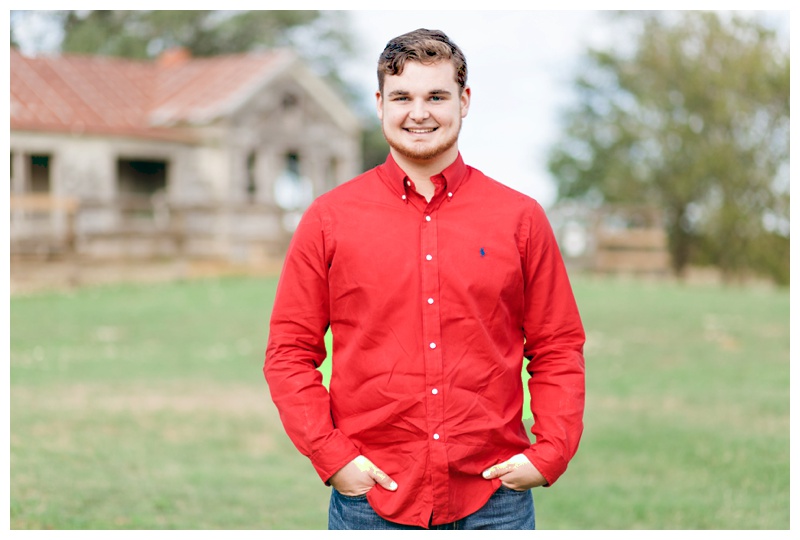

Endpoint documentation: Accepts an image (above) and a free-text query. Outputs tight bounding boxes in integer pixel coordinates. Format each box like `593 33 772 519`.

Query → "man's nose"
408 99 430 121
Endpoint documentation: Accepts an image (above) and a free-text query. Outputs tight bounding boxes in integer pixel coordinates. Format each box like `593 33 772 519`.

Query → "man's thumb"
482 460 509 479
366 462 398 491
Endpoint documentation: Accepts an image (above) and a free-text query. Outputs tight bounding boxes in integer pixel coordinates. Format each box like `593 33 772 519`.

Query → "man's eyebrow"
386 89 453 97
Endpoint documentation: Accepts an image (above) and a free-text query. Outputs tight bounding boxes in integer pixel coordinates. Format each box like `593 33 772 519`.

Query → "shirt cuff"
309 429 361 485
523 445 569 487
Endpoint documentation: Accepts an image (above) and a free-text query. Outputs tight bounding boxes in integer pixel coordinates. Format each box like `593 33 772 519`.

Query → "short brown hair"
377 28 468 94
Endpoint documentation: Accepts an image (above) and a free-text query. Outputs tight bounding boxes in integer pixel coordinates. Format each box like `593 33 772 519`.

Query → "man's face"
376 60 470 165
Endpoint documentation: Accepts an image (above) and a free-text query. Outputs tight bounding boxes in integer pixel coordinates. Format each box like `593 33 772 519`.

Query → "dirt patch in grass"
589 392 789 436
10 257 283 296
13 381 276 415
11 381 283 458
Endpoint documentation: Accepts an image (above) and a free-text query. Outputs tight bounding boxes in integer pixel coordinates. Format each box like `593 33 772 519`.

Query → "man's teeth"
407 128 435 133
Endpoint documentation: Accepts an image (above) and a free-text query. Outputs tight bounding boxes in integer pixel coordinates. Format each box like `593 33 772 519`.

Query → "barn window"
282 93 299 110
29 154 51 193
117 158 168 195
246 151 257 202
285 152 300 178
274 151 310 232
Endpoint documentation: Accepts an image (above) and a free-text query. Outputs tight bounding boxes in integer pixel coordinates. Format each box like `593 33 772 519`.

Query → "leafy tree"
55 11 343 58
548 11 789 283
61 11 355 93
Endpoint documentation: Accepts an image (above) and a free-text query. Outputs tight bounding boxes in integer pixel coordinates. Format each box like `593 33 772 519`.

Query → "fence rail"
10 195 295 262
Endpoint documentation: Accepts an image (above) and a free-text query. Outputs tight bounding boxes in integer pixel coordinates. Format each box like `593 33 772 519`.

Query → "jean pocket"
334 488 369 501
497 485 529 494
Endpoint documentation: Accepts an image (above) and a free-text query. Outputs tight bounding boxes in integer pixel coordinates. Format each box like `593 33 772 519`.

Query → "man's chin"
386 140 458 163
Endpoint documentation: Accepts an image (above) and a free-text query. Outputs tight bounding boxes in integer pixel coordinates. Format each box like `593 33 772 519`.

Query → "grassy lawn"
9 274 789 529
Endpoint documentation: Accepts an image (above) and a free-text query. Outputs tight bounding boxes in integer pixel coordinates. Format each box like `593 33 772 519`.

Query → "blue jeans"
328 485 536 530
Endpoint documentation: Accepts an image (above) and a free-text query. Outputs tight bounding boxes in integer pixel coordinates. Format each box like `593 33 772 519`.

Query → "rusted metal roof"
10 47 292 142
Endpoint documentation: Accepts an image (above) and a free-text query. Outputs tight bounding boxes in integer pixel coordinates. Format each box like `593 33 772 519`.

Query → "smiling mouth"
404 127 437 134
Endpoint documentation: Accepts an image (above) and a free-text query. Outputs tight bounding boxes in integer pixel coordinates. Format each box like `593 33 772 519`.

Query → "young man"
264 28 585 530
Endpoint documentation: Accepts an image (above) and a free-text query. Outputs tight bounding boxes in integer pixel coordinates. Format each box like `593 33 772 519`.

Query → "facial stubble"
381 116 463 162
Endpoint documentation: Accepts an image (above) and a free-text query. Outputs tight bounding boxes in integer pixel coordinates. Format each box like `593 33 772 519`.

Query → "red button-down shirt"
264 153 585 528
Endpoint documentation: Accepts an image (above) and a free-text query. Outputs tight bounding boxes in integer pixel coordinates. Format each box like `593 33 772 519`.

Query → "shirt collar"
378 152 469 202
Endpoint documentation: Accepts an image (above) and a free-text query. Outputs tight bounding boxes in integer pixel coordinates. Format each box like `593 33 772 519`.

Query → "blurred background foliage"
548 11 789 285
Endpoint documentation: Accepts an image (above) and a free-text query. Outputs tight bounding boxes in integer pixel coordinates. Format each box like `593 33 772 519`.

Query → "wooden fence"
10 194 79 257
593 227 670 274
590 205 671 275
10 194 295 263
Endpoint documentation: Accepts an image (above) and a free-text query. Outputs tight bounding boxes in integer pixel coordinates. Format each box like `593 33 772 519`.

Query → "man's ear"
460 86 471 119
375 90 384 121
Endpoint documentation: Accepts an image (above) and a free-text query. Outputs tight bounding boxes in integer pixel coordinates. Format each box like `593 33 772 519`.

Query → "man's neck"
391 148 458 202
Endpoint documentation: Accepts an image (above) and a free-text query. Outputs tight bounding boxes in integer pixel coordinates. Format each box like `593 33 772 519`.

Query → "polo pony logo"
480 247 486 257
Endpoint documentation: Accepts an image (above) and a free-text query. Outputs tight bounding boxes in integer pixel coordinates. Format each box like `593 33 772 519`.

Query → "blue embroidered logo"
480 247 486 257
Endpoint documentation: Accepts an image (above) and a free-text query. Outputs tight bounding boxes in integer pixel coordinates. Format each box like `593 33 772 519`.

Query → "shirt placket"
419 189 449 520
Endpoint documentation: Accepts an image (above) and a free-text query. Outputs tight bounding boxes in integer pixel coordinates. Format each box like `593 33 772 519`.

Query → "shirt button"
401 195 406 200
432 388 438 395
427 298 434 304
425 215 431 222
429 342 436 349
426 254 433 261
407 180 412 186
447 192 453 198
433 433 440 440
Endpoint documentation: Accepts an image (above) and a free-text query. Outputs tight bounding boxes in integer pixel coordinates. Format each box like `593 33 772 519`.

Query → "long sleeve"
263 200 360 483
519 202 586 486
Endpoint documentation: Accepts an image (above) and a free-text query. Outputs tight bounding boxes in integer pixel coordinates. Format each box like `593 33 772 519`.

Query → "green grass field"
9 274 789 529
